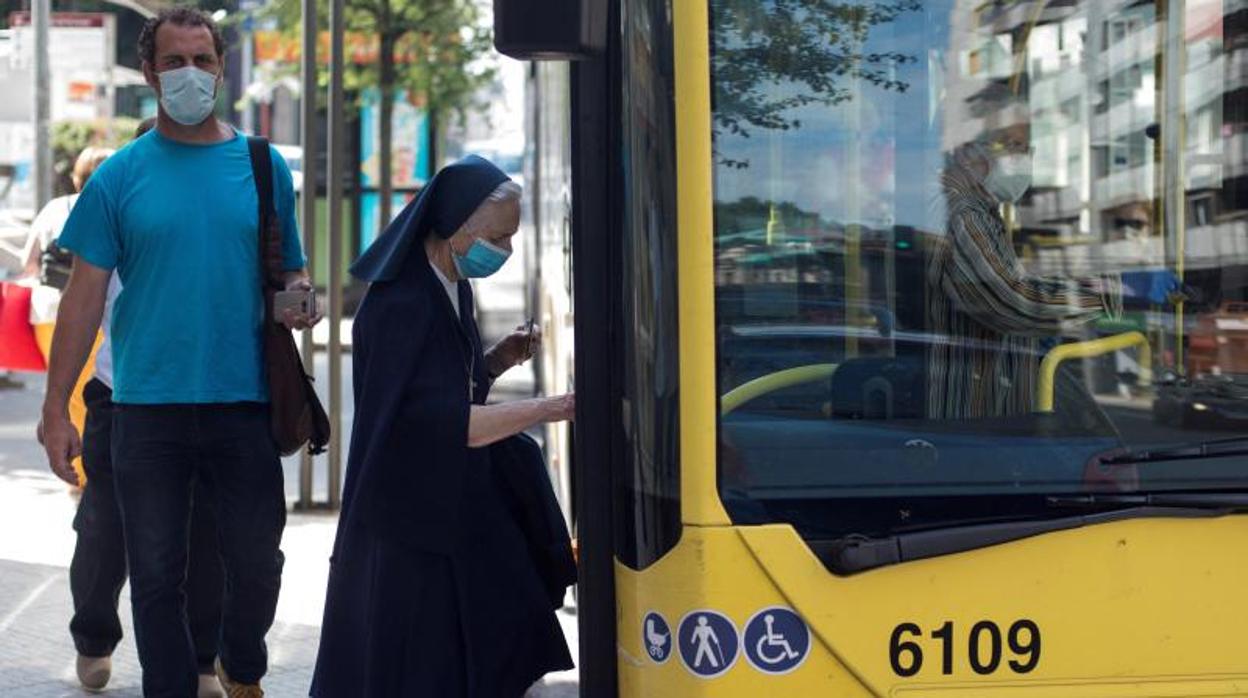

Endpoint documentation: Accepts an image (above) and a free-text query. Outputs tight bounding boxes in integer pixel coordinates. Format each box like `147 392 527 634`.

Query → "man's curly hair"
137 8 223 67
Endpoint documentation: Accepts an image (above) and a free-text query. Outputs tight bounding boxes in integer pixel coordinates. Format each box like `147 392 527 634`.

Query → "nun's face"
450 198 521 256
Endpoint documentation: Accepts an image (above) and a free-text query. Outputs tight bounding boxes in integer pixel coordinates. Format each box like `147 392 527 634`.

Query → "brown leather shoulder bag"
247 136 331 456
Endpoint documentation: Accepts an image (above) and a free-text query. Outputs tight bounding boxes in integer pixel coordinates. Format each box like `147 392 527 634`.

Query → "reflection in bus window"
929 116 1121 420
710 0 1248 539
615 0 681 570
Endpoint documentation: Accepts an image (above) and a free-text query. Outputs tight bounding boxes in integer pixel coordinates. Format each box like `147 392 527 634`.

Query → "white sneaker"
76 654 111 692
199 672 227 698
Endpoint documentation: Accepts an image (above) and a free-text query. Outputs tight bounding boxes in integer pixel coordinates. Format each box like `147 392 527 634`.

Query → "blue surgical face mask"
158 66 218 126
452 237 511 278
984 152 1033 203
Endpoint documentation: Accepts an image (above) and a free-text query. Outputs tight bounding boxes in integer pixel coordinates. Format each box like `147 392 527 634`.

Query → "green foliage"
262 0 495 128
50 118 141 197
712 0 921 167
714 196 824 235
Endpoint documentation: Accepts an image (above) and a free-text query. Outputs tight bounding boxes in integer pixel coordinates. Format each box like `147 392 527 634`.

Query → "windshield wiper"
812 502 1236 575
1047 492 1248 509
1097 437 1248 466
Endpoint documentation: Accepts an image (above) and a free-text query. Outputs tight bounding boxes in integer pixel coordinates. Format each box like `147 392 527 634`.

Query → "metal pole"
240 28 255 134
32 0 51 211
297 0 318 509
1161 0 1186 373
327 0 345 509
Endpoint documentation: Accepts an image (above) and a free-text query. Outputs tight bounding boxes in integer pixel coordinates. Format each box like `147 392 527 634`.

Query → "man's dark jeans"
70 379 224 674
113 401 286 697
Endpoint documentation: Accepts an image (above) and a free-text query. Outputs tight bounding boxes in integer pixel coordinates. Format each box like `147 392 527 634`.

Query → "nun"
310 156 576 696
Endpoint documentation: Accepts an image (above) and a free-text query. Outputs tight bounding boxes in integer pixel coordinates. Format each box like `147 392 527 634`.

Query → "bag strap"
246 136 280 294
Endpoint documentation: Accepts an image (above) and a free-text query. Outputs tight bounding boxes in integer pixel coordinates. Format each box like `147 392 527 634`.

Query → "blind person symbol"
677 611 738 678
743 607 810 674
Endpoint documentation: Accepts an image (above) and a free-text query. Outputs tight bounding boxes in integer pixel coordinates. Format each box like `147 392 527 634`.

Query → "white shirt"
94 273 122 389
430 260 459 317
24 194 77 264
24 194 78 325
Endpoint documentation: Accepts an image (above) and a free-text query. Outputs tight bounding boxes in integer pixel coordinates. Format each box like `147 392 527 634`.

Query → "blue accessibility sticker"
677 610 739 678
642 611 672 664
742 607 810 674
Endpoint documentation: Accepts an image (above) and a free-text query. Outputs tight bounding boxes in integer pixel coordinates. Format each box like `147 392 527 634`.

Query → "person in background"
65 118 226 697
20 147 112 284
928 118 1121 420
39 8 314 696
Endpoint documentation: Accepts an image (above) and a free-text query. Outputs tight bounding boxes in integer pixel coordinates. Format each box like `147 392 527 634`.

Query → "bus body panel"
615 526 874 697
615 519 1248 696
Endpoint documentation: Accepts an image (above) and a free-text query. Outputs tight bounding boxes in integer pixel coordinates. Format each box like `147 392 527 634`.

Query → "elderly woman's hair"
454 180 523 238
72 147 115 191
487 180 523 204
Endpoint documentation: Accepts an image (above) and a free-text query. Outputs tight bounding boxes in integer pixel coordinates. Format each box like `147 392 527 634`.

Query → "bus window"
615 0 681 570
710 0 1248 543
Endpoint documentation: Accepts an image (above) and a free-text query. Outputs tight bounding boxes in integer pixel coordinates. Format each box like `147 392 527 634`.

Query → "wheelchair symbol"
754 614 800 665
743 607 809 674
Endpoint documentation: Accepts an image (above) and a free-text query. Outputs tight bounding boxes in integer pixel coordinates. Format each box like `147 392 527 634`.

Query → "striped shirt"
925 163 1122 419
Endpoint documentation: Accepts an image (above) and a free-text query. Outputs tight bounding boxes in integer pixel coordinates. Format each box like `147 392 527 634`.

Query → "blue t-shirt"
58 130 306 404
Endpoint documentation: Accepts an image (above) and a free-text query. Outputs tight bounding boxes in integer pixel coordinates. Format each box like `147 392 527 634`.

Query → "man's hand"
280 274 324 331
40 410 81 485
486 322 541 378
40 257 108 486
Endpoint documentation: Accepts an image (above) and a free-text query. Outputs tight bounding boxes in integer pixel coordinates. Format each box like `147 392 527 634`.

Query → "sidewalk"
0 373 576 697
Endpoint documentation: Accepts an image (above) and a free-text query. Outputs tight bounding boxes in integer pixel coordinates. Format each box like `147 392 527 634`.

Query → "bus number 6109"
889 620 1041 677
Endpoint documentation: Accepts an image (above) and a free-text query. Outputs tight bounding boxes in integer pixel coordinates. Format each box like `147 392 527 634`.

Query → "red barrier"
0 282 48 372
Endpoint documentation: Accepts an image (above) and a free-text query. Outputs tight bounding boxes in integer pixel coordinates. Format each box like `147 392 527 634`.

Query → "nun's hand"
545 393 575 423
487 322 541 377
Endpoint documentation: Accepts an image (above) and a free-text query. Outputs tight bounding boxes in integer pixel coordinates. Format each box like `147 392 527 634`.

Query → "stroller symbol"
642 612 672 663
647 618 669 658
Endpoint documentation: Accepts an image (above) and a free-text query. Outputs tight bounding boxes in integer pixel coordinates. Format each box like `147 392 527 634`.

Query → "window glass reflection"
711 0 1248 534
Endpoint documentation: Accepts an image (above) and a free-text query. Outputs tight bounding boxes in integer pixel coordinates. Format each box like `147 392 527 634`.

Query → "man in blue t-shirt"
39 9 318 696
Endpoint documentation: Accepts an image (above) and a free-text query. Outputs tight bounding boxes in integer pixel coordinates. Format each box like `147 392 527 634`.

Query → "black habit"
310 157 573 697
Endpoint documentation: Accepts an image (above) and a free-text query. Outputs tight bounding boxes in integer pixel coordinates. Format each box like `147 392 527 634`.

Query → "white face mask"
984 152 1033 203
158 66 218 126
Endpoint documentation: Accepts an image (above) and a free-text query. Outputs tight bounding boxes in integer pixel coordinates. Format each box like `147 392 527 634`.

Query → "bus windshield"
710 0 1248 538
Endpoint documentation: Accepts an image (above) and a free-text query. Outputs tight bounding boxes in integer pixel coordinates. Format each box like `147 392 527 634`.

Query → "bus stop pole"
297 0 318 509
1160 0 1186 373
326 0 345 509
32 0 51 212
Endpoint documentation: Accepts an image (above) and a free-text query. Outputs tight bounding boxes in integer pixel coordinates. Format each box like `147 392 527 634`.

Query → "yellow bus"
501 0 1248 695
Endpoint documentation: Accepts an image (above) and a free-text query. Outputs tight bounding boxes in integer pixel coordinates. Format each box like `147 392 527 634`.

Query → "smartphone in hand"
274 289 316 321
524 317 537 357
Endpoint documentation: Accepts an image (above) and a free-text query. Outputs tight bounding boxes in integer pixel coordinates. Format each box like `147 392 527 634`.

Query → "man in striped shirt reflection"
927 122 1122 420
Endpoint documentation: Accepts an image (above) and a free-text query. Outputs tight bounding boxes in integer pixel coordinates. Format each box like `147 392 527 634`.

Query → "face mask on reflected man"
158 66 218 126
984 152 1033 203
452 238 512 278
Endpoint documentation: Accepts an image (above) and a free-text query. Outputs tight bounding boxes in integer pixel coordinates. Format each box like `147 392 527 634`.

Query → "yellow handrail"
1037 331 1152 412
720 364 839 416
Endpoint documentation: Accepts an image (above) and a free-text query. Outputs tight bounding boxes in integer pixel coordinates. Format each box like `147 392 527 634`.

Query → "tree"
711 0 921 168
51 118 141 196
267 0 494 230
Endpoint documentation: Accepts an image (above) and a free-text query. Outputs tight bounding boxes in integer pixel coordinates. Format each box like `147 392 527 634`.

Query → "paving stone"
0 373 580 697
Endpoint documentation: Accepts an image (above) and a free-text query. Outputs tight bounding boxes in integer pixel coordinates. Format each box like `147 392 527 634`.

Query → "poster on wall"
358 87 431 249
0 12 114 216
